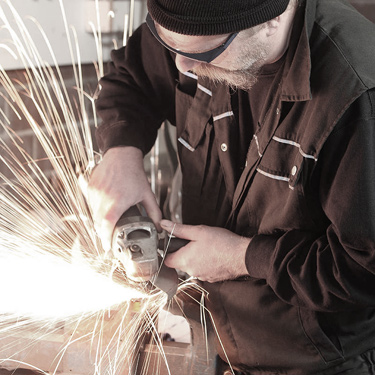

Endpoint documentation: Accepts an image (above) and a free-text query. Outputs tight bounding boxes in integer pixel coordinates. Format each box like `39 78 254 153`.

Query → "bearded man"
88 0 375 373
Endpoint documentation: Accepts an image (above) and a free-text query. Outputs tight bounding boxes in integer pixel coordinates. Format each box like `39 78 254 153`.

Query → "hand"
88 147 162 251
161 220 250 283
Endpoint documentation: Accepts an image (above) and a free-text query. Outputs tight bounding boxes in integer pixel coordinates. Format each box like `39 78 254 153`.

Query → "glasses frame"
146 13 238 63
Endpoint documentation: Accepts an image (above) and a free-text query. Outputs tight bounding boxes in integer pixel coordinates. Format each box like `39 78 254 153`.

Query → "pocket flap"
176 82 212 151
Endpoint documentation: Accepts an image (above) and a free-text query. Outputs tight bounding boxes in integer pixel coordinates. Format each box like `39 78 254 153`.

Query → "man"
88 0 375 373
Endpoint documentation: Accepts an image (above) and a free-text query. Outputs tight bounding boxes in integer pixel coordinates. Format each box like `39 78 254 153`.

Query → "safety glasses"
146 13 238 63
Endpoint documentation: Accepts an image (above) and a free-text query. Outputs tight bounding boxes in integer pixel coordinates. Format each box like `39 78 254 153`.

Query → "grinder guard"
112 205 180 299
112 207 159 282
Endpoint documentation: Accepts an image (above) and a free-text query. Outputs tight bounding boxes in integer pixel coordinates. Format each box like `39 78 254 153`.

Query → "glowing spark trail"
0 1 227 374
0 1 173 374
0 238 146 320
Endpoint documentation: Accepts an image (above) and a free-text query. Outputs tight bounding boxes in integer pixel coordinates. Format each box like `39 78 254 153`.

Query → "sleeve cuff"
245 234 279 279
96 121 157 155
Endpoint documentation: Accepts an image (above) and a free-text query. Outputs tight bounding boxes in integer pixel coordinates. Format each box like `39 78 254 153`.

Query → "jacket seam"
216 284 242 366
297 307 344 364
329 106 375 136
367 89 375 118
332 117 375 137
316 24 368 90
297 307 328 364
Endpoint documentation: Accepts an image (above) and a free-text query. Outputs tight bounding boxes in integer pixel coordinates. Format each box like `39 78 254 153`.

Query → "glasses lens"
146 13 238 63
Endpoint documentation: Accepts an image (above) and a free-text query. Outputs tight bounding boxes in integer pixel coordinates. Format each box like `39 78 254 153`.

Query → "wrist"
232 236 251 278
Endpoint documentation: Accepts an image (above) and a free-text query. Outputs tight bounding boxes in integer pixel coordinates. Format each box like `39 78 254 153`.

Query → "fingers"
160 220 197 240
87 147 163 252
94 193 162 252
91 191 162 252
87 186 118 252
142 193 163 232
97 208 122 252
164 252 179 269
160 220 190 269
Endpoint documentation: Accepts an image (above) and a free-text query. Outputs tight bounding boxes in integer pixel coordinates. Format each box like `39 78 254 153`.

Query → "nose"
175 54 202 73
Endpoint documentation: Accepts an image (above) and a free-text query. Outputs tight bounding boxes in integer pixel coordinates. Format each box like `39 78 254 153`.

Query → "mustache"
191 44 268 90
192 63 260 90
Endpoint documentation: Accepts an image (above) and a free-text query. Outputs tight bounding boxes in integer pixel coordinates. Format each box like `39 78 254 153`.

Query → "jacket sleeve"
95 23 178 155
245 89 375 312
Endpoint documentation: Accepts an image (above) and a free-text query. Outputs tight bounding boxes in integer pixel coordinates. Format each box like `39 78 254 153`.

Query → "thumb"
96 208 123 253
141 193 163 232
97 219 114 253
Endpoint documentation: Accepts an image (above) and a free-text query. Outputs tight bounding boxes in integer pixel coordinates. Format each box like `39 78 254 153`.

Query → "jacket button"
291 165 297 176
221 143 228 152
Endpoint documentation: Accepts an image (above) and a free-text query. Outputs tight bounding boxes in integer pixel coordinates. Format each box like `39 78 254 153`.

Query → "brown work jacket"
95 0 375 373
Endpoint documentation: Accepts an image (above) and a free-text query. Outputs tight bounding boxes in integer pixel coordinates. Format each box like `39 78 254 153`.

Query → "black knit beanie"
147 0 290 35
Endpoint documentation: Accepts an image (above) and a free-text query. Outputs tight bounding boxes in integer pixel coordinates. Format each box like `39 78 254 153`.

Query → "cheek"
236 40 269 68
208 47 236 69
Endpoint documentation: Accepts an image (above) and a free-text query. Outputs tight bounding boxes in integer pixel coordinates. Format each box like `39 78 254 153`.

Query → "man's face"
156 23 271 90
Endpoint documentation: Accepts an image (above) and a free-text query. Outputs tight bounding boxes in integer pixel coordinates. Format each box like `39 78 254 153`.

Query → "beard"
192 38 269 91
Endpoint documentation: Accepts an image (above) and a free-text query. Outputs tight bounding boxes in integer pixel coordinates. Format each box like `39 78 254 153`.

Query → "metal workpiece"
136 288 219 375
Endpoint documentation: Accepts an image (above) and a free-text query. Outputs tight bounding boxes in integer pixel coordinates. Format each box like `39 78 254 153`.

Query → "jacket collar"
280 0 313 102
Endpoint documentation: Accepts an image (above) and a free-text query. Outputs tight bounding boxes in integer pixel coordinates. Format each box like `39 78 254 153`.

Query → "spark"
0 237 146 320
123 14 129 46
129 0 135 38
0 1 171 374
0 1 229 374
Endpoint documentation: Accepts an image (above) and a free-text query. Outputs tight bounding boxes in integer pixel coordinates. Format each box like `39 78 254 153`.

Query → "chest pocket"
175 82 212 153
257 135 316 189
247 135 318 234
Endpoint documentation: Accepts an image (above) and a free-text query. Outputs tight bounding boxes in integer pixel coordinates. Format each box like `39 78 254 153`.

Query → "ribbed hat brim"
147 0 290 35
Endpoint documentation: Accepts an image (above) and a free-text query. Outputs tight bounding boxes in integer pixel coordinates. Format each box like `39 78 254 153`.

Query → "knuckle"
195 224 206 234
103 210 121 227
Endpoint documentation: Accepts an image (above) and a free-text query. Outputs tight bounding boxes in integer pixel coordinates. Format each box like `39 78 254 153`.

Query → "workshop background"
0 1 373 375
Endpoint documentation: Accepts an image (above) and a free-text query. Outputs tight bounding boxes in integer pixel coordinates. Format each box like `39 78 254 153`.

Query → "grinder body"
112 206 186 299
112 205 159 282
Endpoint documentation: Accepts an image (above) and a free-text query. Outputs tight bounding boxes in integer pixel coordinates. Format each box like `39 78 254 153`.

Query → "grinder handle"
160 237 190 254
115 205 146 227
114 205 155 247
122 205 142 217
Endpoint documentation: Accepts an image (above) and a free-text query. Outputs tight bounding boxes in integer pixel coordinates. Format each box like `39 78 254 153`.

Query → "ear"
265 16 281 36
